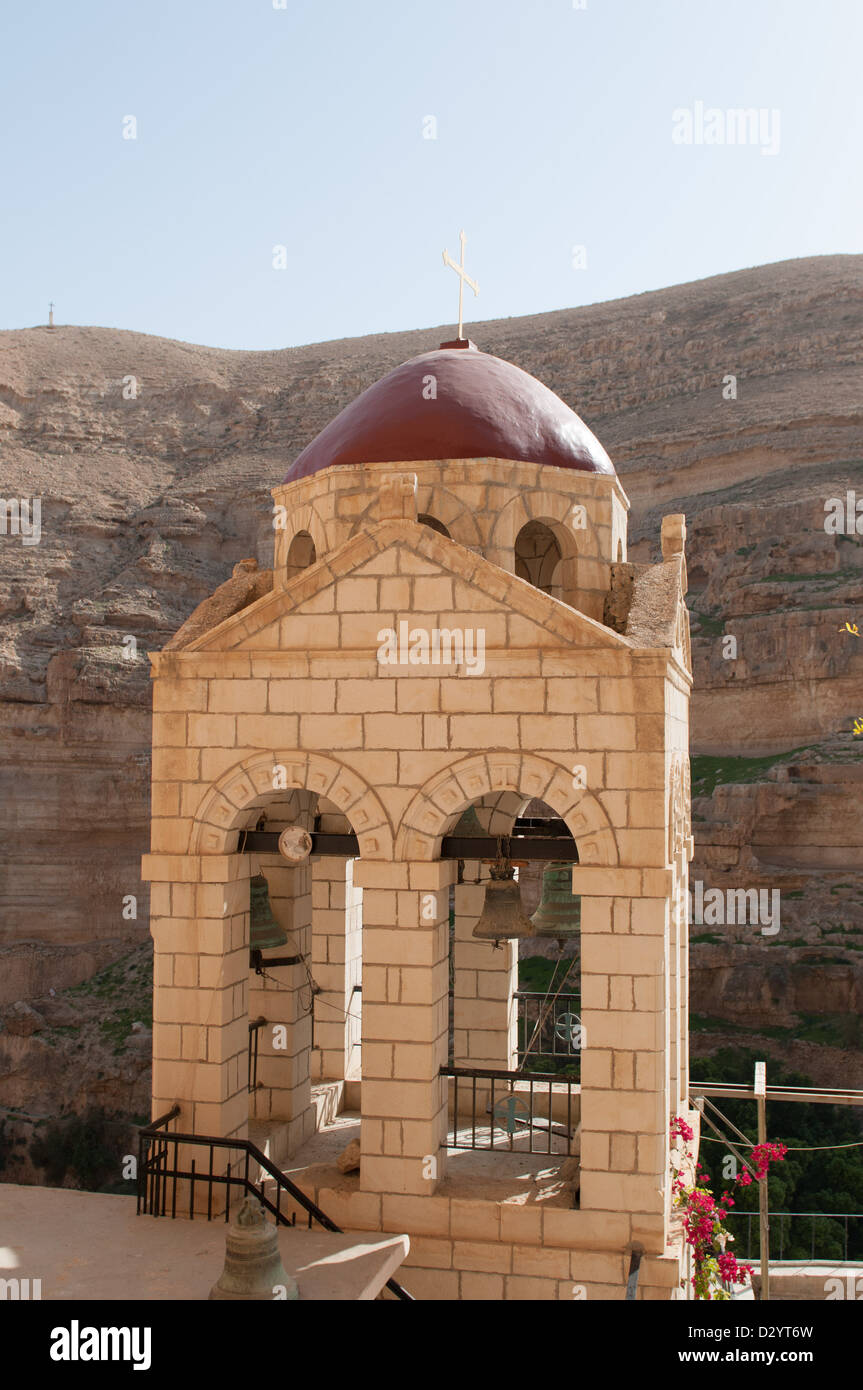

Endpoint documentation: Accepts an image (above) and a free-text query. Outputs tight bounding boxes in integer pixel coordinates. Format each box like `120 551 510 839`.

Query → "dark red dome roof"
284 343 615 483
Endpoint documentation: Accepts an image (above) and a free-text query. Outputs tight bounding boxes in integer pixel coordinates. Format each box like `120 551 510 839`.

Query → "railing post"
136 1131 144 1215
845 1216 849 1263
755 1061 769 1302
811 1216 815 1262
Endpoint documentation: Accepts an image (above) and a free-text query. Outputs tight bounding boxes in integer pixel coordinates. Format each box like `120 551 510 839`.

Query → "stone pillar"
452 860 518 1070
248 856 315 1154
355 859 456 1196
143 852 251 1216
310 856 363 1083
574 866 670 1254
144 853 251 1143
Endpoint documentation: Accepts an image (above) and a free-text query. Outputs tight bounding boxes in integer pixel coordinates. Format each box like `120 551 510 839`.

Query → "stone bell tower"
143 334 694 1300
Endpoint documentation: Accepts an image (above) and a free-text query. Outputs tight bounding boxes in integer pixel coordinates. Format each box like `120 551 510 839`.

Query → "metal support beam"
691 1082 863 1108
442 835 578 861
249 949 304 974
239 829 578 862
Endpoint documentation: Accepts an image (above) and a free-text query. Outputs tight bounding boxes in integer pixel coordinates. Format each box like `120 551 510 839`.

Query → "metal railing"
725 1211 862 1264
516 990 582 1073
689 1078 863 1299
137 1107 414 1300
440 1065 577 1155
248 1016 266 1093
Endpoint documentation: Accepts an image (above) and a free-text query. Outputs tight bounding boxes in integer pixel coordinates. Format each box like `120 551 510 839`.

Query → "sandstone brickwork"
141 419 693 1298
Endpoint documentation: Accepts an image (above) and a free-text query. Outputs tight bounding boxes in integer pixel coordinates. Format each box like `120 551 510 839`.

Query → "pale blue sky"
3 0 861 349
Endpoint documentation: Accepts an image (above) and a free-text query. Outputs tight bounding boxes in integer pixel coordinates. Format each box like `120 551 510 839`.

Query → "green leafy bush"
30 1109 127 1190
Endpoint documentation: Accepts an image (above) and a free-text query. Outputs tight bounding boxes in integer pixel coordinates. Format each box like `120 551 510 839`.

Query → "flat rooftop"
0 1184 407 1301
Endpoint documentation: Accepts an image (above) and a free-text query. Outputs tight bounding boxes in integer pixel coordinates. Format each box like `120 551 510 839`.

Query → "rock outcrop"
164 557 273 650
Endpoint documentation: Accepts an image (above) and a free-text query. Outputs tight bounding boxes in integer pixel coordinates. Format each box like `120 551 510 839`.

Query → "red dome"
284 343 614 483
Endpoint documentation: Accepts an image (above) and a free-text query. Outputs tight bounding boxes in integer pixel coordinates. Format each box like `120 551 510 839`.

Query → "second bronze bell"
472 864 537 943
249 874 289 953
530 861 581 949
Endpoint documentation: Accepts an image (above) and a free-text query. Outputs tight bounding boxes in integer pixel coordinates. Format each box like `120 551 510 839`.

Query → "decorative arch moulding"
188 749 394 858
394 751 620 865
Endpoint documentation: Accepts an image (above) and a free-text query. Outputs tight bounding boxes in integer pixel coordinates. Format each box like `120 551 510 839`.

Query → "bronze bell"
249 873 289 954
530 861 581 949
210 1195 298 1301
472 863 537 943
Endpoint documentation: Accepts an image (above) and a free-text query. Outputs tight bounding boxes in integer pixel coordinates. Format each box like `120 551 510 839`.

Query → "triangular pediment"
184 519 630 654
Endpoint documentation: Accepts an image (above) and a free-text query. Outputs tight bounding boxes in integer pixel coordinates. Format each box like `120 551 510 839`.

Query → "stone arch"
514 519 564 596
414 483 483 549
471 790 529 835
418 513 451 539
189 750 393 858
285 529 317 579
279 503 328 575
487 489 601 564
395 752 619 865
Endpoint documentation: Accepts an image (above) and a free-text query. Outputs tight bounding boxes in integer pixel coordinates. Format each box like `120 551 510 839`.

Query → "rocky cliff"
1 253 861 1097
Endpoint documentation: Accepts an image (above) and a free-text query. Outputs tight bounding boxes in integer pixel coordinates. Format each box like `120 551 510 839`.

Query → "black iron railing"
516 991 582 1074
137 1107 414 1300
440 1065 578 1155
248 1016 266 1093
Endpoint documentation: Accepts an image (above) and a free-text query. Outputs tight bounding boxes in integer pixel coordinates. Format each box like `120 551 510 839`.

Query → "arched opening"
179 757 393 1183
615 539 624 563
242 789 365 1166
512 798 581 1069
443 795 581 1194
286 529 316 581
418 513 451 538
514 520 563 597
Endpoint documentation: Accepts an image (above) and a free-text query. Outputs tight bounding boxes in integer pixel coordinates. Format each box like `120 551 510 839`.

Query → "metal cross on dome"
442 229 479 341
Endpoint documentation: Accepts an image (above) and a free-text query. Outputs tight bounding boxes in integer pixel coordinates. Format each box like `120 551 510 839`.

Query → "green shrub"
30 1109 126 1190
